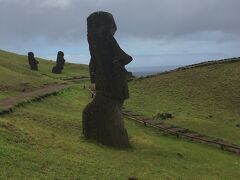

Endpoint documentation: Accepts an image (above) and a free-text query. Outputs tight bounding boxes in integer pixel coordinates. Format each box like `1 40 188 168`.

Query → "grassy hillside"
126 58 240 144
0 49 88 100
0 50 239 179
0 85 239 179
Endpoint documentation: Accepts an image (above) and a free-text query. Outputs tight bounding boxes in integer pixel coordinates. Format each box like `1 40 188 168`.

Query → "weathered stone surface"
83 95 130 148
28 52 39 71
83 11 132 148
52 51 65 74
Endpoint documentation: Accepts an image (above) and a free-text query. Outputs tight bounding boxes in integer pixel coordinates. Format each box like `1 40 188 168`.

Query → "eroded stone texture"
28 52 39 71
52 51 65 74
83 11 132 148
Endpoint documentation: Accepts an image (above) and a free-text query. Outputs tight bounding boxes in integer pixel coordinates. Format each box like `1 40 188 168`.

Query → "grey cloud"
0 0 240 43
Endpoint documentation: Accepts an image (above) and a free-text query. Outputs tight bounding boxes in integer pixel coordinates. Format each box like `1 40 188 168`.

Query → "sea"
126 66 180 77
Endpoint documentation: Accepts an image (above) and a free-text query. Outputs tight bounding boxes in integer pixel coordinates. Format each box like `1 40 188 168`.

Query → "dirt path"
0 84 68 115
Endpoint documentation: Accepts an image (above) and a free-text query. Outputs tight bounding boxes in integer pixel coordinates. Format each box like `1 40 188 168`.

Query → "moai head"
87 11 132 101
28 52 34 57
87 11 117 38
27 52 38 70
57 51 64 58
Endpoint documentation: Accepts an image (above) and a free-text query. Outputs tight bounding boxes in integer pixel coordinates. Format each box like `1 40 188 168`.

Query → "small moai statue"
52 51 66 74
28 52 39 71
82 11 133 148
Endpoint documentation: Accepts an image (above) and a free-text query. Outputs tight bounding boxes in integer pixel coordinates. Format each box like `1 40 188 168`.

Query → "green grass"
0 91 17 101
0 49 88 99
0 85 239 179
125 59 240 144
1 50 240 179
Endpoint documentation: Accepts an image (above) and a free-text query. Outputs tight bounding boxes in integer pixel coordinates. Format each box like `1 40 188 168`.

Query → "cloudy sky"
0 0 240 67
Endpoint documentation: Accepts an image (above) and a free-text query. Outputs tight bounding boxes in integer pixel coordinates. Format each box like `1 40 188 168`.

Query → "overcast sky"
0 0 240 67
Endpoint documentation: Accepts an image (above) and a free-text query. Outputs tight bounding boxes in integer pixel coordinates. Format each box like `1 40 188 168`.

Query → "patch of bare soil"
0 84 67 114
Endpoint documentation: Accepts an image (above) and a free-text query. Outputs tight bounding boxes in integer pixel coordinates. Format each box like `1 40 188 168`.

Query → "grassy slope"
126 59 240 144
0 50 239 179
0 49 88 100
0 85 239 179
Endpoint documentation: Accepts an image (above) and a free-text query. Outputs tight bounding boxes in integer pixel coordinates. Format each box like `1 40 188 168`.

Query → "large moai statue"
82 11 133 148
28 52 39 71
52 51 66 74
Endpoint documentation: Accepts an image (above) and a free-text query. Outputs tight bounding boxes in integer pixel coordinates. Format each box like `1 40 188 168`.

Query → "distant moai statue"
28 52 39 71
82 11 133 148
52 51 65 74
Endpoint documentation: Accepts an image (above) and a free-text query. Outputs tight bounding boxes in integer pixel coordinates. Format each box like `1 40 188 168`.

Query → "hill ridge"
137 57 240 80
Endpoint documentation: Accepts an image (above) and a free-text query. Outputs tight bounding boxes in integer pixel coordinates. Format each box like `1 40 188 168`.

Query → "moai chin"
52 51 66 74
82 11 133 148
28 52 39 71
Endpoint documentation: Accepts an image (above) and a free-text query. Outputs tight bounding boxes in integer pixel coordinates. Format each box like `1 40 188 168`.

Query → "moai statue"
52 51 66 74
28 52 39 71
82 11 133 148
